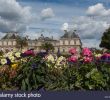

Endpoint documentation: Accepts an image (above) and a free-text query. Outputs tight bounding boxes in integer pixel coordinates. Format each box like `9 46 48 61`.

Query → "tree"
40 42 54 52
16 36 28 51
100 27 110 49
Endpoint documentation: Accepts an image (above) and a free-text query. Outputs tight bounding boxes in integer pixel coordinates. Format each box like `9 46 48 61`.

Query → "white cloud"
0 0 31 33
41 8 55 20
61 23 69 31
86 3 110 17
71 16 109 39
66 3 110 48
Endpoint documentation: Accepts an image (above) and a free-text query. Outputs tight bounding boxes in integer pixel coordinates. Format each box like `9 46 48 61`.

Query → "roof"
38 34 56 41
2 32 20 39
61 30 79 39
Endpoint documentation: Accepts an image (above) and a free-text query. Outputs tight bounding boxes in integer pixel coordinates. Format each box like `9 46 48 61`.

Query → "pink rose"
103 53 110 57
24 50 35 56
69 48 77 55
82 48 92 57
68 55 77 62
83 56 93 63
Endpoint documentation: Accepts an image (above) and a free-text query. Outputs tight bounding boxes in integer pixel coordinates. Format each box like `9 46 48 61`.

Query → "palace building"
0 30 82 53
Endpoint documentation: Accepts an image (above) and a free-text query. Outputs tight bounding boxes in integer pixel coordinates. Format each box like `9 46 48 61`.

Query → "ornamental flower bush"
0 48 109 91
82 48 92 57
69 48 77 55
68 55 77 63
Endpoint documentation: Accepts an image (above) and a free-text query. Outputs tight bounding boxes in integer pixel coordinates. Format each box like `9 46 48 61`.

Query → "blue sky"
1 0 110 48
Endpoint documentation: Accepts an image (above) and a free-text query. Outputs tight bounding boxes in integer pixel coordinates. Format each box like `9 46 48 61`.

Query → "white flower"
1 59 7 65
15 52 21 58
46 54 55 63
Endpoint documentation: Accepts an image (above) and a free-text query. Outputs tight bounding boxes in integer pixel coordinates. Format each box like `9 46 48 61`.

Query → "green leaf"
21 80 26 90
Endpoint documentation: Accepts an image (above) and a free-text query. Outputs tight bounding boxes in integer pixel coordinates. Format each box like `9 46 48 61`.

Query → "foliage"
15 56 47 91
0 48 110 91
100 27 110 49
40 42 54 52
16 36 28 51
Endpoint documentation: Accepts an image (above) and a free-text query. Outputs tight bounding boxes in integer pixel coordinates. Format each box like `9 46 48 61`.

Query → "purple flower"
37 52 48 57
20 53 27 57
31 63 38 69
6 57 11 65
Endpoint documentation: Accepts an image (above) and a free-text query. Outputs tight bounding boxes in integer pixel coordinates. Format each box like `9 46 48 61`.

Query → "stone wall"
0 37 82 53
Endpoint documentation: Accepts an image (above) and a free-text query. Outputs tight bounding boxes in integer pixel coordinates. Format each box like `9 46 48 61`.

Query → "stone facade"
0 31 82 53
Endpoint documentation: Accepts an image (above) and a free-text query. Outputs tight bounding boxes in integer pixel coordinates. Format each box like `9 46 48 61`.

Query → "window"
65 40 68 45
0 41 2 46
70 40 74 45
13 41 16 46
3 41 7 46
8 41 12 46
32 43 35 46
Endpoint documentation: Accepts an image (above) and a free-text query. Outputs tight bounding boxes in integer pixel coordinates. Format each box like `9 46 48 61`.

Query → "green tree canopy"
100 27 110 49
16 36 28 51
41 42 54 52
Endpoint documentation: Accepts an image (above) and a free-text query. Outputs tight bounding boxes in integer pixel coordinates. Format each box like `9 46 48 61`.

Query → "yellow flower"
20 58 27 62
55 56 66 68
15 52 21 58
13 48 17 52
1 59 7 65
9 56 15 63
56 56 66 64
95 54 102 57
11 64 18 69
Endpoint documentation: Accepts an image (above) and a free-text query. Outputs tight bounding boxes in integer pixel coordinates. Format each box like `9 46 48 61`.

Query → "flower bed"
0 48 110 91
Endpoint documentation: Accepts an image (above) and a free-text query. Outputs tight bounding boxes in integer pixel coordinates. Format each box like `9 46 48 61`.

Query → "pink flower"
83 56 93 63
82 48 92 57
69 48 77 55
103 53 110 57
68 55 77 62
24 50 35 56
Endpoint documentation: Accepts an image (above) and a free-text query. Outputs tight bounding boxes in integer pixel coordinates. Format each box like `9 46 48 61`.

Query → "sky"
0 0 110 48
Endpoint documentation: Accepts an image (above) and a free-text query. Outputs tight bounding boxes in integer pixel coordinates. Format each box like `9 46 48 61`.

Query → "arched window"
70 40 74 45
65 40 68 45
13 41 16 46
8 41 12 46
0 41 2 46
3 41 7 46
